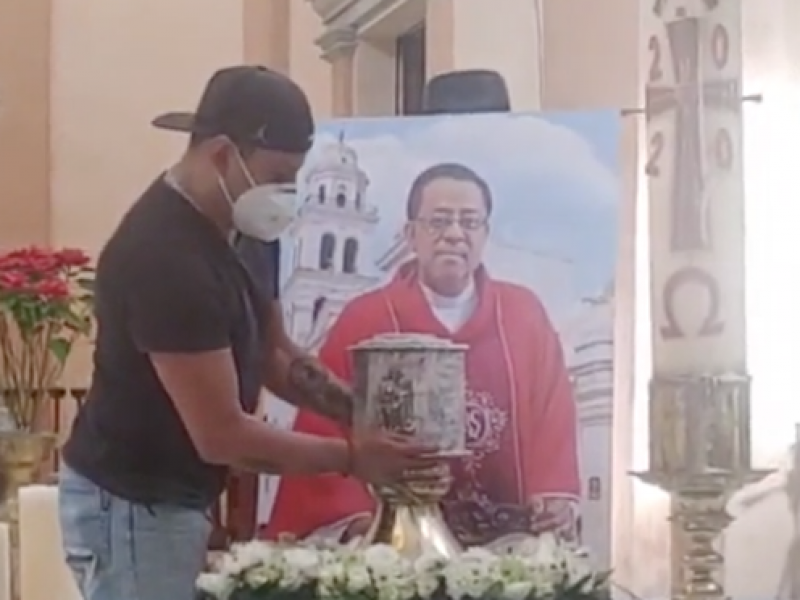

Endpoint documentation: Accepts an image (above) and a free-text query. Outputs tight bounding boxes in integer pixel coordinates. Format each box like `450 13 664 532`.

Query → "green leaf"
62 310 91 334
77 277 95 292
49 337 72 365
482 581 505 600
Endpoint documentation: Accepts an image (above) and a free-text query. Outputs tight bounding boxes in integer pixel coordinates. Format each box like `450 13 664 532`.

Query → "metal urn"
350 333 468 559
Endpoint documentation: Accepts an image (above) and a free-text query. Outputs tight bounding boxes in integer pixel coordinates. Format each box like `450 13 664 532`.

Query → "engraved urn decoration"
351 333 468 558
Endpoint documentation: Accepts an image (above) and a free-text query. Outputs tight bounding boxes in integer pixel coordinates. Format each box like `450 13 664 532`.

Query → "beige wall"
2 0 302 384
287 2 333 119
4 0 318 256
428 0 544 109
49 0 244 254
0 0 641 256
0 0 52 250
47 0 247 386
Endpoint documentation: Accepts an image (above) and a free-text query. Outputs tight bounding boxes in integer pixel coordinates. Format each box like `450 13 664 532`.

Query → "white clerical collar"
421 278 476 308
420 278 478 332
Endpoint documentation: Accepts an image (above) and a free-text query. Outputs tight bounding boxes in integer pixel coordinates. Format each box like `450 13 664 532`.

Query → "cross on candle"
645 16 740 253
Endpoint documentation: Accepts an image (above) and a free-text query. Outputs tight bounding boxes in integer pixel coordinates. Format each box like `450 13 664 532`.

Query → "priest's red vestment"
259 263 581 546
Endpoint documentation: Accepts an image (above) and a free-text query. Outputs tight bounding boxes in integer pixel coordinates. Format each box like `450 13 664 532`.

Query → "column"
352 40 395 116
429 0 543 110
424 0 454 77
286 1 333 118
243 0 290 71
318 28 357 116
0 0 53 250
539 0 639 109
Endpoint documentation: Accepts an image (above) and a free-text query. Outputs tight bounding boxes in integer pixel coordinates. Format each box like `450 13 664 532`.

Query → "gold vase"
0 431 56 522
0 431 56 600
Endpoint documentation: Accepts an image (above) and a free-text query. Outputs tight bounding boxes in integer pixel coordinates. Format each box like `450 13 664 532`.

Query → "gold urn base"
360 501 462 559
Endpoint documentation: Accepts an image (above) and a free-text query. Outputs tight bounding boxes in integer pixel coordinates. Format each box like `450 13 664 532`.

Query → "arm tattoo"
286 356 354 425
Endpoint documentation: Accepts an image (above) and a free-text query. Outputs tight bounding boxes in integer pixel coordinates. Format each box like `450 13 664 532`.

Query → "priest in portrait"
258 163 581 547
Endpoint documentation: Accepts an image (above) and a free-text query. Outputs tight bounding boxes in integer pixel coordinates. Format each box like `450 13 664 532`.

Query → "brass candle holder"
633 373 771 600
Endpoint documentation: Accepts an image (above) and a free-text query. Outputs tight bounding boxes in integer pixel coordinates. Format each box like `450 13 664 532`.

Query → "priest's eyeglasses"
416 215 488 233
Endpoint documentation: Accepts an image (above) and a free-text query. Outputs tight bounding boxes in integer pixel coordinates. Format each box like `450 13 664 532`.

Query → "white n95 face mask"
218 149 299 242
232 184 297 242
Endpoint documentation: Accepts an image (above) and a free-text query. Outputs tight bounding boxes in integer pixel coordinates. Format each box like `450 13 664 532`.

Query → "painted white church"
281 136 381 351
265 138 614 561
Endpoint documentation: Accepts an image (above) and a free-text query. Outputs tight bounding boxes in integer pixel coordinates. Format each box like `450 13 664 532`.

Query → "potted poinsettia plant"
0 246 94 520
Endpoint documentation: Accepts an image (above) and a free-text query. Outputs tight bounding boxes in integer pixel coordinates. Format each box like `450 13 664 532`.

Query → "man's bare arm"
261 300 354 425
151 349 350 475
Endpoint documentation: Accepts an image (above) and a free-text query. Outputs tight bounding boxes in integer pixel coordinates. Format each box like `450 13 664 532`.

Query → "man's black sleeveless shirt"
62 177 279 509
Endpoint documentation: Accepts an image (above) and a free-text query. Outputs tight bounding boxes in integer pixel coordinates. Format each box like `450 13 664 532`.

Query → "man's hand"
350 431 440 486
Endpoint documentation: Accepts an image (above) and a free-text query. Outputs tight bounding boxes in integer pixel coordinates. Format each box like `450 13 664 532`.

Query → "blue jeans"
58 464 212 600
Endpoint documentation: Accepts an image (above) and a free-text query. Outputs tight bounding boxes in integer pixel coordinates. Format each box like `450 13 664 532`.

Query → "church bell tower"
282 133 379 351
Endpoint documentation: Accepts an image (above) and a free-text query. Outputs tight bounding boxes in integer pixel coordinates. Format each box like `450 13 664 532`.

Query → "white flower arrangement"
196 534 609 600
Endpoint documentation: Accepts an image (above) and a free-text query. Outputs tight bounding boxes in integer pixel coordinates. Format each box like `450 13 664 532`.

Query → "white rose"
504 581 534 600
363 544 402 570
414 552 446 600
460 547 497 563
319 562 346 588
197 572 234 600
319 548 341 566
281 547 320 588
526 535 559 565
218 553 243 577
345 563 372 593
414 552 446 576
512 536 539 557
244 563 282 589
562 552 594 585
223 541 278 576
416 575 440 599
536 568 558 596
363 545 415 600
318 561 347 599
444 549 498 599
494 554 528 583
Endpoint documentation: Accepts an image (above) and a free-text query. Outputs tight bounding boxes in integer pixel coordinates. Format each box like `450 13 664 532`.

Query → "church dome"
316 139 359 168
305 132 366 185
299 131 372 216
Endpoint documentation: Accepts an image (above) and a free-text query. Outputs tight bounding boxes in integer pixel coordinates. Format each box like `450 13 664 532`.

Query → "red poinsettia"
0 246 94 430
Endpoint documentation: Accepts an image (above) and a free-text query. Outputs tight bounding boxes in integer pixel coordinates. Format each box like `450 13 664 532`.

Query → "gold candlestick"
640 0 765 596
633 374 771 600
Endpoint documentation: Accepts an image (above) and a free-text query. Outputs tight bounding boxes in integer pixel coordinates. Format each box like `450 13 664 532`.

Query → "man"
58 66 438 600
261 162 581 547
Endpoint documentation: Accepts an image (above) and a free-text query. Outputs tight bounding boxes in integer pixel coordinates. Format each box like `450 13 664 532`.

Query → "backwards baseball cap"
152 65 314 154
